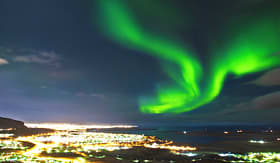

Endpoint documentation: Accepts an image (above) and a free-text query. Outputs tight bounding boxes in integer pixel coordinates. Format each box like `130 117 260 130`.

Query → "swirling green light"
97 0 280 114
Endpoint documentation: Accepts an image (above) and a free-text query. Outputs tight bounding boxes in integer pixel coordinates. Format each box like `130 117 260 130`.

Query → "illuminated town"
1 124 280 162
0 124 198 162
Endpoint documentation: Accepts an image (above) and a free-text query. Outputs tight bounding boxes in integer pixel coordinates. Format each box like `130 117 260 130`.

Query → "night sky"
0 0 279 123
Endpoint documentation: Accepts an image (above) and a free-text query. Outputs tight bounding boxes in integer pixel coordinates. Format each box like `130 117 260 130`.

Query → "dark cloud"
222 91 280 115
13 51 60 66
0 58 8 65
251 68 280 86
178 92 280 123
0 47 61 67
252 91 280 109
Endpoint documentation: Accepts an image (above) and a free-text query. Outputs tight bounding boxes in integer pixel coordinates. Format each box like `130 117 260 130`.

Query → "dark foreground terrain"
0 117 54 137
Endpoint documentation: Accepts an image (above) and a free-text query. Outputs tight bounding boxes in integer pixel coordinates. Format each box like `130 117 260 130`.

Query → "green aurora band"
97 0 280 114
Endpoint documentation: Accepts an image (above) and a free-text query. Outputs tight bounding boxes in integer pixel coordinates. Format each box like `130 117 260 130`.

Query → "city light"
25 123 138 130
0 128 15 131
1 124 279 162
236 130 243 133
231 152 280 163
0 127 196 162
249 140 266 144
0 133 14 138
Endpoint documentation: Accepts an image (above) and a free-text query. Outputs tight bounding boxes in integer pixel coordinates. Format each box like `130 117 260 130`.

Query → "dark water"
100 128 219 145
91 124 280 145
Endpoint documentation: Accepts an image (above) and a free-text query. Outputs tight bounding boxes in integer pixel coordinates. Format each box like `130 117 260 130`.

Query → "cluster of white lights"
0 133 14 138
249 140 266 144
232 152 280 163
0 140 27 150
0 128 15 131
0 129 196 162
35 132 146 144
173 152 198 157
25 123 138 130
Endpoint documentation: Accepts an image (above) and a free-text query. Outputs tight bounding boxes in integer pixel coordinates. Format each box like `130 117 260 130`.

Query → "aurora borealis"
97 0 280 114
